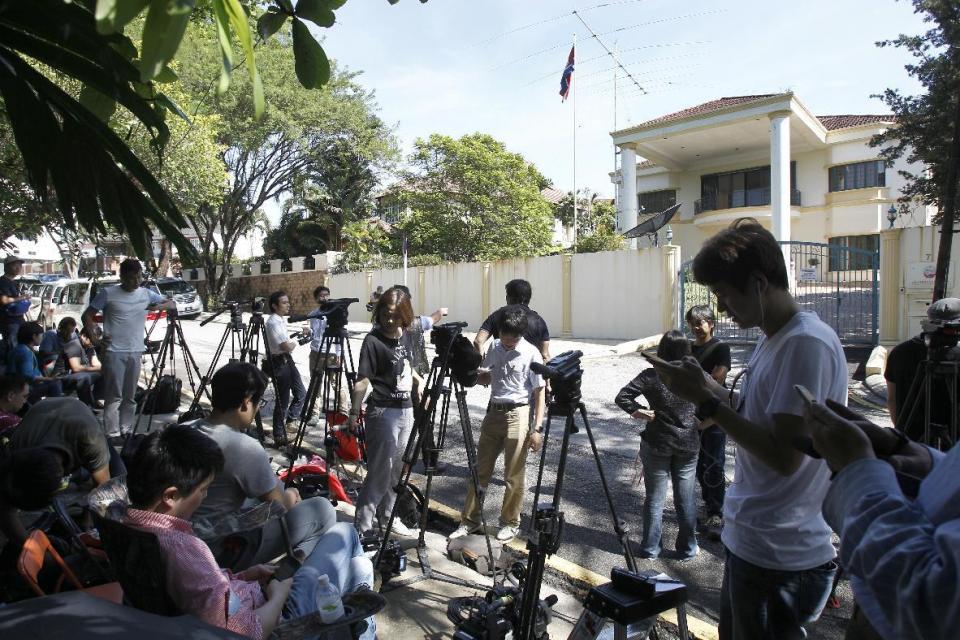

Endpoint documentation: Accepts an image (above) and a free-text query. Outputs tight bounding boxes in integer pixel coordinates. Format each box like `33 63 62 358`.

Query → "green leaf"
257 10 288 41
215 0 264 117
292 18 330 89
140 0 196 82
295 0 335 28
79 85 117 121
95 0 150 34
211 0 234 95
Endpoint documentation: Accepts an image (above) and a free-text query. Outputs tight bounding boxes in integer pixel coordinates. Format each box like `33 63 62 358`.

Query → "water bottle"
315 574 345 624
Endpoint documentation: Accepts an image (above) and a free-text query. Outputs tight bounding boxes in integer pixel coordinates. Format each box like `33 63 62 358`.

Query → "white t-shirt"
89 285 167 353
265 314 292 354
722 311 847 571
483 337 544 404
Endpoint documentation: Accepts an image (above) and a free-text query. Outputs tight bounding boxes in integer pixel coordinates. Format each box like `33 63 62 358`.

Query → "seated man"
8 321 62 403
190 362 337 570
0 397 124 552
0 373 29 440
124 425 375 639
40 317 101 407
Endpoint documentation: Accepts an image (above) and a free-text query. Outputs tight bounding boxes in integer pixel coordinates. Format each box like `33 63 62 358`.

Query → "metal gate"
679 241 879 345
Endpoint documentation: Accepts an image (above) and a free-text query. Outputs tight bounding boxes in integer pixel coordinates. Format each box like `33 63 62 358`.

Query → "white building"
610 93 932 261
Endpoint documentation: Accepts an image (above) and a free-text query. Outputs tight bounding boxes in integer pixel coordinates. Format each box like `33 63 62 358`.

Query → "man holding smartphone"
650 219 847 640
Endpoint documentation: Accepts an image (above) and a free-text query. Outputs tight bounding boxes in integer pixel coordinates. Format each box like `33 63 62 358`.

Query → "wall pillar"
416 267 426 314
365 271 374 306
662 244 682 331
620 145 638 250
769 111 792 271
561 253 573 338
481 262 492 319
879 228 902 346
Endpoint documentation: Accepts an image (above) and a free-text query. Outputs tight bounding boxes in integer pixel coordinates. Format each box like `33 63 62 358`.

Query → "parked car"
36 277 71 329
52 278 167 340
144 277 202 318
14 276 42 322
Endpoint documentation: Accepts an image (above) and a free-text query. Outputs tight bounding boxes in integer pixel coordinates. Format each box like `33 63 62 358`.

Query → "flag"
559 46 575 101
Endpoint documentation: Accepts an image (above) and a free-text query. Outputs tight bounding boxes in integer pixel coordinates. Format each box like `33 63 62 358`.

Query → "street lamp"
665 225 674 245
887 204 897 229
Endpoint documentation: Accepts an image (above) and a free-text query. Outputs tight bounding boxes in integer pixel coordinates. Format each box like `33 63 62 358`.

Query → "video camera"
531 350 583 405
360 532 407 579
430 322 482 387
921 298 960 359
289 297 358 332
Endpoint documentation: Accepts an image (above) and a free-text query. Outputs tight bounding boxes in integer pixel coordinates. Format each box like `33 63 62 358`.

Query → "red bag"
278 459 351 504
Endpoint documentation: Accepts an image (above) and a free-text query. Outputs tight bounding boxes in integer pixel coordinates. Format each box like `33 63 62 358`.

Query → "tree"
554 189 623 253
333 218 393 273
400 133 554 263
871 0 960 301
264 201 329 258
175 24 396 303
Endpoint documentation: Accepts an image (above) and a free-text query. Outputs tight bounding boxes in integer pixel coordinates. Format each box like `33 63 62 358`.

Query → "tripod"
180 303 249 423
896 350 959 451
286 325 362 479
238 307 280 443
130 311 206 435
375 324 495 592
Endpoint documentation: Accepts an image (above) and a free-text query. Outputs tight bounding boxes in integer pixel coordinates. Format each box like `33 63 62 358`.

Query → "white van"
52 278 167 334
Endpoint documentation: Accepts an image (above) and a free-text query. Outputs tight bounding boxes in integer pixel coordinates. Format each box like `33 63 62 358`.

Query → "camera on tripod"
430 322 481 387
531 350 584 405
922 298 960 359
289 297 358 332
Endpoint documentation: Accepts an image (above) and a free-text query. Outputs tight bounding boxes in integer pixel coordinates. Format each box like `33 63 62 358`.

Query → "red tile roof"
540 185 567 205
634 95 780 128
817 115 894 130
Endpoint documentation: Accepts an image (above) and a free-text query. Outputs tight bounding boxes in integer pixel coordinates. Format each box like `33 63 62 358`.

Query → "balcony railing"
695 188 801 214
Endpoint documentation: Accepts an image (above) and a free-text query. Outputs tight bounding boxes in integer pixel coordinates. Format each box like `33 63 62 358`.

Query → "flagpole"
402 234 408 286
572 32 577 252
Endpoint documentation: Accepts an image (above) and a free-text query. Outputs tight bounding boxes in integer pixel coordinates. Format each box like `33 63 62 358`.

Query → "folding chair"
17 529 122 603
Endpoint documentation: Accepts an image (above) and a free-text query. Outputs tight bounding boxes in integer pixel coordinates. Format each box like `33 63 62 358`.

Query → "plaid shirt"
124 508 265 639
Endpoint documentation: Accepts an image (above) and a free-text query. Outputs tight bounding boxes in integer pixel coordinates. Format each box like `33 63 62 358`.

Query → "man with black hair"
649 218 846 640
123 425 376 639
0 255 29 351
451 305 545 542
190 362 337 570
39 316 101 407
475 279 550 362
0 374 29 438
82 258 174 442
265 290 307 446
1 397 122 551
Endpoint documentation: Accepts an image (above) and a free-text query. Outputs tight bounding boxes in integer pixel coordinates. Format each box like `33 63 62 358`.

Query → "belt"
489 401 527 411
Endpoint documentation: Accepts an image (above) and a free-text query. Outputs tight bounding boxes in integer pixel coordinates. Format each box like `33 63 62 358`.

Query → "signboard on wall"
798 267 818 283
905 262 936 289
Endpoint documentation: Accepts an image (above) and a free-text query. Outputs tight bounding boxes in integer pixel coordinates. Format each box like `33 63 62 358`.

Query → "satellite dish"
621 203 681 239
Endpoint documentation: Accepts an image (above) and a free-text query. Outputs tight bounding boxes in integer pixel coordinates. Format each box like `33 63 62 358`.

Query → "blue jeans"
28 378 63 404
283 522 376 640
638 442 698 558
719 548 837 640
696 425 726 517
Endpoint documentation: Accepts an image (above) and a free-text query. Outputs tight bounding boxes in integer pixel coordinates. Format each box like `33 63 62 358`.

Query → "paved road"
170 313 889 639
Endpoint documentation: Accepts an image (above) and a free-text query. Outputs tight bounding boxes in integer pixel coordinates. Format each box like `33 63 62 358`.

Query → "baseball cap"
3 255 24 266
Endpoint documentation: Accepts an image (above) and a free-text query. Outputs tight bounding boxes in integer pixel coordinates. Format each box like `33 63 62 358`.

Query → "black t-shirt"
0 275 21 327
885 335 954 439
9 397 110 472
691 338 732 386
357 328 415 409
480 305 550 350
55 336 88 376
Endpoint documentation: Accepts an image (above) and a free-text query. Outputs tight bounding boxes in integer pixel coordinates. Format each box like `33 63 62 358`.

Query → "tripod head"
531 350 583 405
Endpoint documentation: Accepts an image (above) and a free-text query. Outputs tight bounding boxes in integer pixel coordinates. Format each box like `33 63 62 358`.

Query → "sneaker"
496 525 519 542
448 523 481 539
389 520 416 537
704 515 723 542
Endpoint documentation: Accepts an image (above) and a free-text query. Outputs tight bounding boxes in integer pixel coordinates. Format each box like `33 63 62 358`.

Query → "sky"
299 0 928 208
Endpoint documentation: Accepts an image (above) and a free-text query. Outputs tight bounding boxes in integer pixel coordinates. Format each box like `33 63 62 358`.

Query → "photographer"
804 398 953 640
884 297 960 440
82 258 174 443
349 287 421 538
265 290 307 447
307 285 350 418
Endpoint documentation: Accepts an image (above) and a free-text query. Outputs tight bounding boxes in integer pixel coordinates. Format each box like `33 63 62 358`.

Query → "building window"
828 234 879 271
638 189 676 215
828 160 885 192
697 163 797 213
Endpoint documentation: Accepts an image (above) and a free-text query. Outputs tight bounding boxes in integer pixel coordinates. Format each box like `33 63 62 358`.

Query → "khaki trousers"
461 405 530 529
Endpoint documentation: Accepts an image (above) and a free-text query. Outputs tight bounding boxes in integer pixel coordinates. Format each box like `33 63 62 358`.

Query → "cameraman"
884 298 960 440
307 285 350 418
805 398 954 639
265 290 307 447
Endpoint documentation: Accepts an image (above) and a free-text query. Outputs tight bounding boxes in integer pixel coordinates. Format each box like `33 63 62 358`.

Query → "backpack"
139 375 182 414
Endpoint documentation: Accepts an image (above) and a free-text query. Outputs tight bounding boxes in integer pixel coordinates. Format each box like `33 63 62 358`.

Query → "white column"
620 144 638 249
769 111 791 274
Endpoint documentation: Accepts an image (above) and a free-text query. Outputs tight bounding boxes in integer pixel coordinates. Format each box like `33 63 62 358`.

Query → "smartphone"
793 384 816 409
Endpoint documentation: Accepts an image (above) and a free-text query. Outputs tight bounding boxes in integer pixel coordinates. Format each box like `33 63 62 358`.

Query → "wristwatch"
695 396 722 421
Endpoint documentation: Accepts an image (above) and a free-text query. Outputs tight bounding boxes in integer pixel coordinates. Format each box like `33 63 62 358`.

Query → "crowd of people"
1 220 958 639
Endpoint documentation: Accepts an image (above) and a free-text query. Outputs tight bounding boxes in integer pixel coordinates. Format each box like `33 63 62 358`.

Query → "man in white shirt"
450 306 545 542
307 285 349 418
265 290 306 446
649 218 846 640
82 259 174 441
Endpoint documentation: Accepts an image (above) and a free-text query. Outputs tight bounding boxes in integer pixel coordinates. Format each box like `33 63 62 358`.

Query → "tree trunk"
933 92 960 302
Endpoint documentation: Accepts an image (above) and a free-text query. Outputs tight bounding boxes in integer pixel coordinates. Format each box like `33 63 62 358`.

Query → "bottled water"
315 574 345 623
